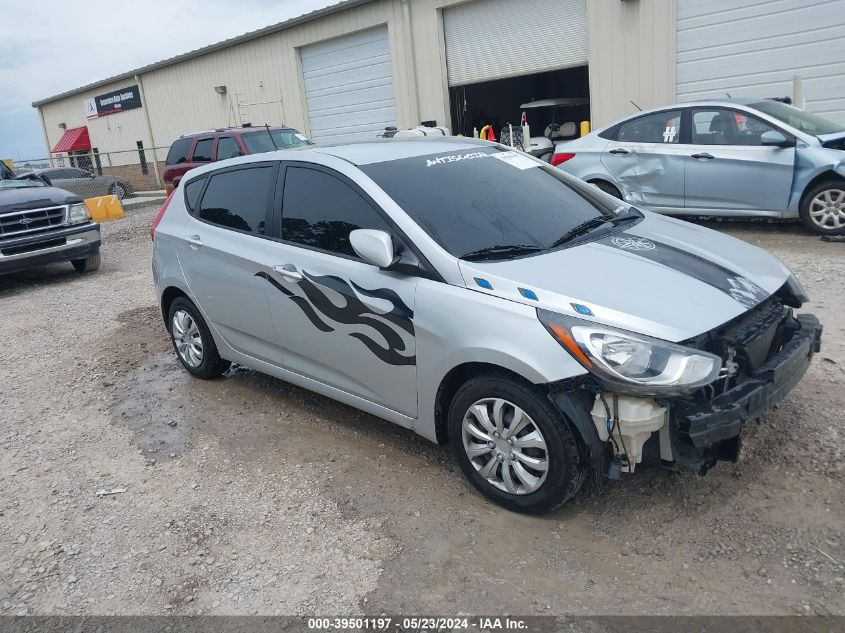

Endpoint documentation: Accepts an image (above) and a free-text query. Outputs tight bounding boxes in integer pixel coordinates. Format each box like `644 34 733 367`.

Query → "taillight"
550 153 575 167
150 190 176 240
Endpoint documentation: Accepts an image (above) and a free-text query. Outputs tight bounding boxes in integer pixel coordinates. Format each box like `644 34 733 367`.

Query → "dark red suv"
162 125 312 193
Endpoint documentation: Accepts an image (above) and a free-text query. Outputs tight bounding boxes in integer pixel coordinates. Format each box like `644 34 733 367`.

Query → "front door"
684 108 795 215
177 163 279 363
263 164 419 417
601 109 685 211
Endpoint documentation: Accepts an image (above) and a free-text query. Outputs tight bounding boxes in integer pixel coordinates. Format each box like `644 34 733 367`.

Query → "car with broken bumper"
151 138 821 514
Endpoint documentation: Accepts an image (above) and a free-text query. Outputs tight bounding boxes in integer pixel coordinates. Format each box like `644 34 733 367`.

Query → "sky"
0 0 337 161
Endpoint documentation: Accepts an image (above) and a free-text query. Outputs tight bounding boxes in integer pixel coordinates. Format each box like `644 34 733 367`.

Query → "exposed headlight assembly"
539 310 722 395
67 203 90 225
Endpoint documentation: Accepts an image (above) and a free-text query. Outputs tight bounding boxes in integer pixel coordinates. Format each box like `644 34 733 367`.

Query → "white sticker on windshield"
425 151 489 167
295 133 309 141
490 151 539 170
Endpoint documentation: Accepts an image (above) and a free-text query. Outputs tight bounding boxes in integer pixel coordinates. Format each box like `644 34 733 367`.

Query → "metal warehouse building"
32 0 845 187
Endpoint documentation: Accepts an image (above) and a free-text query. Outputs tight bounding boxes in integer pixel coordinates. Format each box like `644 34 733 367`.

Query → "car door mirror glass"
761 130 791 147
350 229 396 268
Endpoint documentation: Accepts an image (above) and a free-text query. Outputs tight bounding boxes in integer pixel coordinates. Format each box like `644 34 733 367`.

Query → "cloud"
0 0 338 159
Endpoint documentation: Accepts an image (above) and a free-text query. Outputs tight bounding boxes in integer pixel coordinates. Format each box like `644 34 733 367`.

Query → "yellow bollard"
580 120 591 137
84 195 125 222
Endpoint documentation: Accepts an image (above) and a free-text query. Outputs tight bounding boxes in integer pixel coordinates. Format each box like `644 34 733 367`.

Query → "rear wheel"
800 181 845 235
168 297 230 379
448 373 585 514
71 252 100 273
589 180 622 200
109 182 128 200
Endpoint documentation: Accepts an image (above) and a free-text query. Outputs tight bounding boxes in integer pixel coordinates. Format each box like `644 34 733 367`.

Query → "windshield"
241 129 313 154
750 101 844 136
0 179 45 190
360 146 625 260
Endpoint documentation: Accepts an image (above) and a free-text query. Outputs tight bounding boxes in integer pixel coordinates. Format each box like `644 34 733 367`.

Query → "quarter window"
281 167 392 258
618 111 682 144
198 167 275 235
192 138 213 162
165 138 192 165
692 108 780 146
184 177 206 212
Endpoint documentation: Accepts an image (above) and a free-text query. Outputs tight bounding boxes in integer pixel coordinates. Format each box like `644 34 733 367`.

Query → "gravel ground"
0 205 842 617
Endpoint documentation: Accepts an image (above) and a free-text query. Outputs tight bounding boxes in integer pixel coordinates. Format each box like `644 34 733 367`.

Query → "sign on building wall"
84 84 142 119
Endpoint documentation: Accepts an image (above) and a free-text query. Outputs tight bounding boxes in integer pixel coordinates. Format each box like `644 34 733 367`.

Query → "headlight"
538 310 722 395
783 273 808 307
67 203 90 225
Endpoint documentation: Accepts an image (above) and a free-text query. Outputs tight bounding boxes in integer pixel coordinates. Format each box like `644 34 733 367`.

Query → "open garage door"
677 0 845 123
301 26 397 144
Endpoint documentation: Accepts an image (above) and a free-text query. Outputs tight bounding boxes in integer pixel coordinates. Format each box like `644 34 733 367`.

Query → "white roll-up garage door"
677 0 845 123
301 26 397 144
443 0 588 87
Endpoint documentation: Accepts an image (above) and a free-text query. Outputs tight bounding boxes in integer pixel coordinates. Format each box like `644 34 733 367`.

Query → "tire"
590 180 623 200
71 252 101 273
109 182 129 200
800 180 845 236
167 297 230 379
447 372 585 514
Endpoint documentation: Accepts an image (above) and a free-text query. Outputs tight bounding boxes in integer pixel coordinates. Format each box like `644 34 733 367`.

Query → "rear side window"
198 166 275 235
618 110 682 144
184 177 205 212
217 137 243 160
166 138 192 165
192 138 213 162
281 167 392 257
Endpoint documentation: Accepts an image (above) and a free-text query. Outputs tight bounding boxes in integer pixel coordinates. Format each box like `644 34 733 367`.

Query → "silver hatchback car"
553 99 845 236
151 138 821 513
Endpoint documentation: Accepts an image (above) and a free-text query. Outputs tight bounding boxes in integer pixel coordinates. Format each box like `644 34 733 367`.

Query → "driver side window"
692 108 780 146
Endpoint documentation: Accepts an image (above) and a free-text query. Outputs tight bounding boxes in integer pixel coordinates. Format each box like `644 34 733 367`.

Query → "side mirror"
761 130 792 147
350 229 396 268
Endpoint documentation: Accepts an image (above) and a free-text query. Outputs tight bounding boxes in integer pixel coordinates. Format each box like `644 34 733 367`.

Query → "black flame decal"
256 270 415 366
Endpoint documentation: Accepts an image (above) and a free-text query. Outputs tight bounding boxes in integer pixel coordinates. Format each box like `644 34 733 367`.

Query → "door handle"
273 264 303 282
691 152 715 160
186 234 203 247
608 148 629 155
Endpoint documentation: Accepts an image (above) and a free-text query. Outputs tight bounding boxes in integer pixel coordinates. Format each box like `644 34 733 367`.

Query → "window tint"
618 110 682 144
692 108 780 146
192 139 213 162
360 147 620 259
166 138 192 165
282 167 392 257
198 167 275 234
750 100 844 135
184 177 205 212
217 137 243 160
68 169 90 179
241 130 312 154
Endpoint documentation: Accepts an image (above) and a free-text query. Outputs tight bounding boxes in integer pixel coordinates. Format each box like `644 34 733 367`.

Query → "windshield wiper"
552 208 641 247
460 244 543 262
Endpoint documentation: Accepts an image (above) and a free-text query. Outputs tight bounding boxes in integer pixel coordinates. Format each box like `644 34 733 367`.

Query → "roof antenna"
264 123 278 150
726 92 732 98
630 100 642 111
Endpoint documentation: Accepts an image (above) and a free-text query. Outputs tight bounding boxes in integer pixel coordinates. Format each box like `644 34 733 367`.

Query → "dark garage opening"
449 65 590 141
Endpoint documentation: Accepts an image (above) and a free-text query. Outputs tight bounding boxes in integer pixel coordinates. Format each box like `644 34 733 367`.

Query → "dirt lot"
1 204 843 617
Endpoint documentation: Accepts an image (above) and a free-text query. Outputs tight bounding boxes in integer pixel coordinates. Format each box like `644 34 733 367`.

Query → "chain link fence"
13 146 169 200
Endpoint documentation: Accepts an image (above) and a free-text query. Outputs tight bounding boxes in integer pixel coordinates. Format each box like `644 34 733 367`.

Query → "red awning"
51 126 91 153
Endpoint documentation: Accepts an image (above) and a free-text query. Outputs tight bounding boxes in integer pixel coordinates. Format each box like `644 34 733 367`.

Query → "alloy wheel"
172 309 203 368
809 188 845 230
461 398 549 494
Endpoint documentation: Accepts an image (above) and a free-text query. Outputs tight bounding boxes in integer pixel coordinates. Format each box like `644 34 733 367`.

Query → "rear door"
600 109 685 210
177 163 280 364
684 107 795 215
263 163 419 417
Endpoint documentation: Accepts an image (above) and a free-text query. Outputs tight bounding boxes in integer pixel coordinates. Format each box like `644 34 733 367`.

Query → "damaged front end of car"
545 279 822 480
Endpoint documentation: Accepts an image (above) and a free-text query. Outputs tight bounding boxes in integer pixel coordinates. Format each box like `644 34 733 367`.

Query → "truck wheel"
800 180 845 235
167 297 230 379
71 252 101 272
448 373 585 514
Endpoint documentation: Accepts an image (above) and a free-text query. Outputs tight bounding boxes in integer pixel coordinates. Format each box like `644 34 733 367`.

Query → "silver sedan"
553 99 845 235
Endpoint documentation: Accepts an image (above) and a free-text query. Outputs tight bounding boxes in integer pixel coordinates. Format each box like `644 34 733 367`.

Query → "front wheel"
168 297 230 379
448 373 585 514
71 252 100 272
800 181 845 235
109 182 129 200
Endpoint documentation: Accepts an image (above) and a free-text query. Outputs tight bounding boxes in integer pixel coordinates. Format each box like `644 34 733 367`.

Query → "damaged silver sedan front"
554 98 845 236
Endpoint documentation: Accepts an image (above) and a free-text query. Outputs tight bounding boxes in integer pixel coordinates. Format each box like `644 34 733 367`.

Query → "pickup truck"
0 161 101 275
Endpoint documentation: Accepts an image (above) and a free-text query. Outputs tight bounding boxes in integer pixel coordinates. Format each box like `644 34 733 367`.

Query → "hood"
458 212 791 342
0 186 82 214
817 131 845 150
